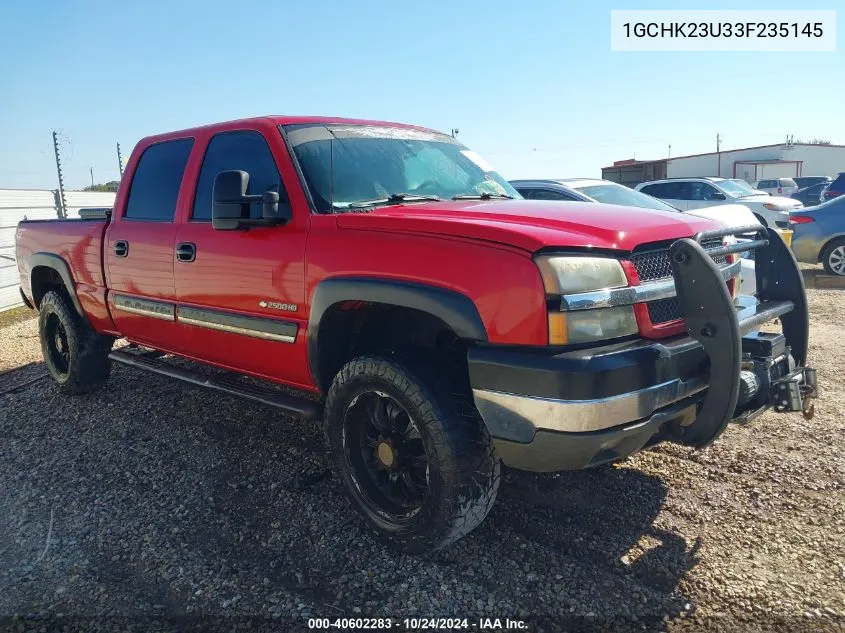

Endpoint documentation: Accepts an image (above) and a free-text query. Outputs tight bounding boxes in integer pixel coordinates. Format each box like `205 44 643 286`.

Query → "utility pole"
668 144 671 159
90 166 94 188
716 133 722 177
116 142 124 176
52 131 67 219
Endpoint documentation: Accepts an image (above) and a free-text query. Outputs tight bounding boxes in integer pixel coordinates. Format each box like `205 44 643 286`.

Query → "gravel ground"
0 288 843 633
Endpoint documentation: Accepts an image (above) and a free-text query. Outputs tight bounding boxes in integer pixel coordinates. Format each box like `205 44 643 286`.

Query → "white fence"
0 189 116 311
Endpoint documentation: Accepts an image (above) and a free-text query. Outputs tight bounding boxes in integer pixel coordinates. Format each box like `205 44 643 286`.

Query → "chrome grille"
631 239 728 324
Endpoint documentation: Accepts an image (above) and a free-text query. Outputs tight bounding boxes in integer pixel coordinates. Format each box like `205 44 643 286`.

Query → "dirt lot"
1 288 843 633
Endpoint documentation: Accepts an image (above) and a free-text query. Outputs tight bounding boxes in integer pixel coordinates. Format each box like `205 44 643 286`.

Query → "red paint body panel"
15 115 724 393
307 215 548 346
15 219 118 335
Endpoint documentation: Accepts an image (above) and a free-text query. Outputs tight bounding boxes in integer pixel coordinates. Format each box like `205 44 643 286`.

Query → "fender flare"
307 277 487 390
29 252 89 324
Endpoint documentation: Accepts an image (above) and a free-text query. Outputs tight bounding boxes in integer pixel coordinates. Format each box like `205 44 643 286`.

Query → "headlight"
548 306 638 345
762 202 784 211
536 255 637 345
535 255 627 294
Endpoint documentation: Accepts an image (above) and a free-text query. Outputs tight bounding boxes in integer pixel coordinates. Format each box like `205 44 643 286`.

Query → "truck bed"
16 218 110 321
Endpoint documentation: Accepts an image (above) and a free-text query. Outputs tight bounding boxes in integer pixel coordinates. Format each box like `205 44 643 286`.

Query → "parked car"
790 195 845 275
791 182 828 208
510 178 758 294
15 115 816 553
635 177 802 228
822 172 845 202
756 178 799 196
794 176 831 189
730 179 767 195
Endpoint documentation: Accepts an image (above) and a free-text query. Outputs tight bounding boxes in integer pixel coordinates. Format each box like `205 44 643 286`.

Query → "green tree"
83 180 121 192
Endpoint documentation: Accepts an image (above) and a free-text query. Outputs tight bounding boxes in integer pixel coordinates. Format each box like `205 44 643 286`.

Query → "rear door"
104 137 193 351
173 126 310 387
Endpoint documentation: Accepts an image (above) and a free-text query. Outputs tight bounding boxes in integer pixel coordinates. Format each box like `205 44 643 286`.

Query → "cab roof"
140 115 440 144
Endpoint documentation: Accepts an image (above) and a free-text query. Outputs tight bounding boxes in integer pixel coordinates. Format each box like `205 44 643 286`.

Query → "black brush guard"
668 225 817 448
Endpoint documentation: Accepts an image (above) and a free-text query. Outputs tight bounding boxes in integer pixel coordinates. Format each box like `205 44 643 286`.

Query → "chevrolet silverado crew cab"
16 116 817 553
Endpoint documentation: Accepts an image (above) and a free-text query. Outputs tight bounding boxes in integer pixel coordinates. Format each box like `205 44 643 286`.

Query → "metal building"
603 142 845 186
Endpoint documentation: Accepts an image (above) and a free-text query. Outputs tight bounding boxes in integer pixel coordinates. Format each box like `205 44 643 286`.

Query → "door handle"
113 240 129 257
176 242 196 263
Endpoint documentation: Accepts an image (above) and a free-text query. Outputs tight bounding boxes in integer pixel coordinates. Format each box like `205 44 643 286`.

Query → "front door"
174 129 311 389
105 137 194 352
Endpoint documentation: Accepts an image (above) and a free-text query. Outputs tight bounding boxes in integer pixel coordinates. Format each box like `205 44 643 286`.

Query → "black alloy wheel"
343 390 429 520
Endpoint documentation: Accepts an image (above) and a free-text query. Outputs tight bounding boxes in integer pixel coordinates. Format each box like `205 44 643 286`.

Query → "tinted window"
640 183 667 197
758 180 773 188
125 139 193 221
657 182 688 200
193 131 284 220
689 182 722 201
524 188 580 201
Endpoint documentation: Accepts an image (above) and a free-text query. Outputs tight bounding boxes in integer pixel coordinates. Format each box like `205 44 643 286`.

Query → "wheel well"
819 235 845 263
30 265 69 308
314 302 467 393
752 213 768 227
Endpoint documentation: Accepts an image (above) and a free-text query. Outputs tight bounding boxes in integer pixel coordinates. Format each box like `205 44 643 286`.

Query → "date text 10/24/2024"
308 618 528 630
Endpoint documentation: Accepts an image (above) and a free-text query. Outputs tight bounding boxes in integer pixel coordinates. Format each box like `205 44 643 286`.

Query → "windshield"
282 124 519 211
719 179 760 198
576 184 679 212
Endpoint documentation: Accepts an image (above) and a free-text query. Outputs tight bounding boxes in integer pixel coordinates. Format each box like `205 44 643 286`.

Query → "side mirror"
710 192 727 201
212 170 291 230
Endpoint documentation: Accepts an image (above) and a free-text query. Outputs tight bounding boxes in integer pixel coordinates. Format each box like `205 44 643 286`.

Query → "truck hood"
335 199 719 252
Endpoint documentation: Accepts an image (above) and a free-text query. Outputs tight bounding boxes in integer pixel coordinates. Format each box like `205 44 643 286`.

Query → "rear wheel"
821 238 845 276
38 291 114 394
324 355 500 553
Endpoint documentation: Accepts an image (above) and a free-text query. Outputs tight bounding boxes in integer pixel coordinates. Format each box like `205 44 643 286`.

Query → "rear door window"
662 182 688 200
124 139 194 221
641 183 668 198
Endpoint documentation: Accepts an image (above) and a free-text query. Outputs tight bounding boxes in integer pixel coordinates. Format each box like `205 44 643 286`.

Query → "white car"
510 178 759 295
756 177 799 197
635 177 802 228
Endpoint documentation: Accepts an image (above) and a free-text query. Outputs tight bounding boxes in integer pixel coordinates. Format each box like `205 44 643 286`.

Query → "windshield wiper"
451 192 513 200
347 193 440 209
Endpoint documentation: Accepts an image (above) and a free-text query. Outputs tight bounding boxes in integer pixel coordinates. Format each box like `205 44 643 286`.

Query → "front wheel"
821 238 845 276
324 355 500 553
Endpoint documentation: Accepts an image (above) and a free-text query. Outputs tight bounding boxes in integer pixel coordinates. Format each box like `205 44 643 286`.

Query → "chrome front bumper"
472 376 706 435
468 226 815 472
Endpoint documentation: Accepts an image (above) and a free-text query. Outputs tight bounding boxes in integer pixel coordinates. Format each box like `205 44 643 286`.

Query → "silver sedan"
790 195 845 275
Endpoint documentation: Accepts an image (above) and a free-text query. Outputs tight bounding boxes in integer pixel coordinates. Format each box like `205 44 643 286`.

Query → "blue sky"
0 0 841 190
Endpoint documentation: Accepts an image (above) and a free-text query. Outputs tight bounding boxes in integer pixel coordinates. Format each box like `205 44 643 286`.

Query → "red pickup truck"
16 116 816 553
